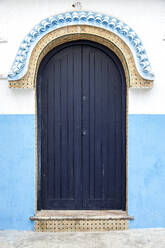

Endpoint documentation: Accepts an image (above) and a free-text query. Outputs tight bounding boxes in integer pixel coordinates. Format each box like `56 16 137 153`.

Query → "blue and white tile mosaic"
8 11 154 81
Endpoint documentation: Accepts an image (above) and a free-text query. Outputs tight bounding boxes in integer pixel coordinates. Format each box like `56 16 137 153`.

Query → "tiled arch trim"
8 11 154 88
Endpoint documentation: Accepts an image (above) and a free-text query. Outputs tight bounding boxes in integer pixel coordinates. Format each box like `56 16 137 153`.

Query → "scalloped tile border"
8 11 154 82
8 25 153 88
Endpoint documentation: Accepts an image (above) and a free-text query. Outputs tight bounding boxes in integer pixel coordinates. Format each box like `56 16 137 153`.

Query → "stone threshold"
30 210 134 221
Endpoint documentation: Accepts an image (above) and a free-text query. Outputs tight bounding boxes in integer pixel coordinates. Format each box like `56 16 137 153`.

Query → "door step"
30 211 134 232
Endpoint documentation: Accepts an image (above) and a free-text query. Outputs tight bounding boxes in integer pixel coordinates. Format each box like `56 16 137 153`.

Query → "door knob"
82 130 87 136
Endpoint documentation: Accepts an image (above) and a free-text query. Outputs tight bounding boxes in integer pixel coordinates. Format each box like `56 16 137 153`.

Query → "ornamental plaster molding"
8 11 154 87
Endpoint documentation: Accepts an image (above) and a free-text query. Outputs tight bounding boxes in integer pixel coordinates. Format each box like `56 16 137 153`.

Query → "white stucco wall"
0 0 165 114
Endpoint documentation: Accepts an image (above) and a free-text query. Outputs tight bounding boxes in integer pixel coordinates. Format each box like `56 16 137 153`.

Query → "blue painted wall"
0 114 165 230
128 115 165 228
0 115 35 230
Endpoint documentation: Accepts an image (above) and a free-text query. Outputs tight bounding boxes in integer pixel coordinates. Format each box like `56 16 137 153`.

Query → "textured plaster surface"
128 115 165 228
0 115 165 230
0 115 35 230
0 0 165 114
0 229 165 248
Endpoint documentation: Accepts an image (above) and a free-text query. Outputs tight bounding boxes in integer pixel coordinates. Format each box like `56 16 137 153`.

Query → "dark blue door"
37 41 126 210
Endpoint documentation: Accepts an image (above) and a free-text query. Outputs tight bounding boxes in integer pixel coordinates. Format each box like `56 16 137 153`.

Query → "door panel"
37 41 126 210
82 45 124 209
39 45 82 209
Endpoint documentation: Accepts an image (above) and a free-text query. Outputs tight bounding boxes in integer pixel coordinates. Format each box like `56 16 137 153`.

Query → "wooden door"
37 41 126 210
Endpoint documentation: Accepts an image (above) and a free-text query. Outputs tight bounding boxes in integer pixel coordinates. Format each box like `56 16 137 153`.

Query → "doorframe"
34 32 129 214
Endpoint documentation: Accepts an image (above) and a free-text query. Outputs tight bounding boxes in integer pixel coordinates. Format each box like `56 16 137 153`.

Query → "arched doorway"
37 40 126 211
8 11 154 231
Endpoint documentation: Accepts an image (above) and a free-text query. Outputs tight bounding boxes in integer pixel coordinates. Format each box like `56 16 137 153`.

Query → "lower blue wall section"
0 115 35 230
0 114 165 230
128 115 165 228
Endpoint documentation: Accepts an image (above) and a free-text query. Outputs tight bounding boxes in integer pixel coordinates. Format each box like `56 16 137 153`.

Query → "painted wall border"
8 11 154 88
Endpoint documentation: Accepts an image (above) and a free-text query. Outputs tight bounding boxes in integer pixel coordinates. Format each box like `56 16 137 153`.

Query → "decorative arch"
8 11 154 88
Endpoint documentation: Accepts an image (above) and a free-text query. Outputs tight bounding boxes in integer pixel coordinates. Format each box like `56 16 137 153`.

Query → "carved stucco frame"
30 24 131 214
25 23 154 214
